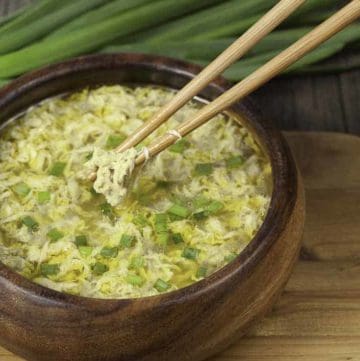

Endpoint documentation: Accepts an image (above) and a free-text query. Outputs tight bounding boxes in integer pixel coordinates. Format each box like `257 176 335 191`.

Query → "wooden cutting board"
1 132 359 361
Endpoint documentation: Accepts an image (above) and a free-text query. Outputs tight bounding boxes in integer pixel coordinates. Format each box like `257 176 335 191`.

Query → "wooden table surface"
1 0 360 135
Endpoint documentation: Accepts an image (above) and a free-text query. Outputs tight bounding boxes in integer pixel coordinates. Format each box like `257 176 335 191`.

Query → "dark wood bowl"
0 54 305 361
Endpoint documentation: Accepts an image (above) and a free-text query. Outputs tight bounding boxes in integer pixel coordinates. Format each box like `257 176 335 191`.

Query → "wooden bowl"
0 54 305 361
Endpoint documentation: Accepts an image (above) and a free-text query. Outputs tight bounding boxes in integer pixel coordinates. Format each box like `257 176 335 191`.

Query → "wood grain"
1 131 358 361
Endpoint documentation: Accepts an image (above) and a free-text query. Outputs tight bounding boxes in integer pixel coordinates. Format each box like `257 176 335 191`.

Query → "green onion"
47 0 155 40
206 200 224 214
100 246 119 258
168 139 190 154
182 247 199 260
120 234 135 248
21 216 39 232
136 0 275 43
105 134 126 149
193 211 208 220
0 0 112 54
154 213 168 233
90 186 99 196
156 232 169 247
130 256 144 269
78 246 93 257
49 162 66 177
0 0 223 77
37 191 51 204
40 263 60 277
133 214 148 227
196 266 207 278
172 233 184 244
225 252 238 263
125 274 144 286
167 204 190 219
194 163 213 176
75 235 88 247
47 228 64 242
92 262 109 275
85 152 93 161
226 155 244 169
12 182 31 197
100 202 114 219
0 0 72 34
154 278 170 292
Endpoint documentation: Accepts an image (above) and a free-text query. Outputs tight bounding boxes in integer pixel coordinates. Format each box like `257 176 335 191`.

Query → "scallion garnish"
225 252 238 263
40 263 60 277
172 233 184 244
156 232 169 247
92 262 109 275
169 139 189 154
226 155 244 169
75 235 88 247
194 163 213 176
129 256 144 269
133 214 148 227
155 213 168 233
154 278 170 292
47 228 64 242
12 182 31 197
100 246 119 258
125 274 144 286
37 191 50 204
106 134 126 149
206 200 224 213
182 247 199 260
85 152 93 161
21 216 39 232
78 246 93 257
49 161 66 177
120 234 135 248
196 266 207 278
167 204 190 219
100 202 114 219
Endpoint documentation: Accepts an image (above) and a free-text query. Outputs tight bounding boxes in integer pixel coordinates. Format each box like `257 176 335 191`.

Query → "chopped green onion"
168 204 190 218
225 252 238 263
182 247 199 260
206 200 224 213
154 278 170 292
196 266 207 278
37 191 50 204
49 162 66 177
226 155 244 169
85 152 93 161
100 202 114 219
90 186 99 196
193 211 209 220
92 262 109 275
130 256 144 269
78 246 93 257
75 235 88 247
194 163 213 176
12 182 31 197
106 134 126 149
21 216 39 232
155 213 168 233
100 246 119 258
172 233 184 244
125 274 144 286
168 213 183 222
193 195 210 209
133 214 148 227
169 139 189 154
120 234 135 248
40 263 60 277
156 232 169 247
47 228 64 242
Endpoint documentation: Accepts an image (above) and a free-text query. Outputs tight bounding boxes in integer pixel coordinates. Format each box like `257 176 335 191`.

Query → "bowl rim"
0 53 298 309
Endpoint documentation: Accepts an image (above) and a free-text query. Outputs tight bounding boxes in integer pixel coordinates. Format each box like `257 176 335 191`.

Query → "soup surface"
0 86 271 298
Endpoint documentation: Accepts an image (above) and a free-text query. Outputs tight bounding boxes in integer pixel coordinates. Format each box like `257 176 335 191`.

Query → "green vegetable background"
0 0 358 84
